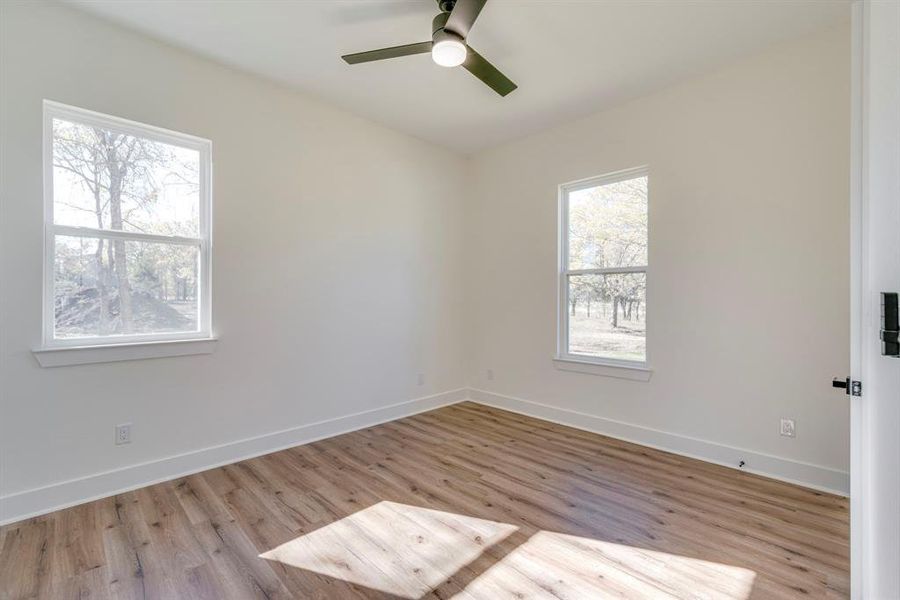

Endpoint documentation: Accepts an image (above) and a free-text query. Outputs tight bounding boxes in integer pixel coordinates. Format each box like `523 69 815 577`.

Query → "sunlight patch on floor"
453 530 757 600
261 502 756 599
259 501 518 599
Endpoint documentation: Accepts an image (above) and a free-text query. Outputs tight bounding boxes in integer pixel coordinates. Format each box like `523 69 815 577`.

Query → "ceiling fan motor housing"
432 11 464 46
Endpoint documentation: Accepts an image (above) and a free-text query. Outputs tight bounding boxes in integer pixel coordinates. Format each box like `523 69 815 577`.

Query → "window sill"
552 356 653 381
33 337 218 368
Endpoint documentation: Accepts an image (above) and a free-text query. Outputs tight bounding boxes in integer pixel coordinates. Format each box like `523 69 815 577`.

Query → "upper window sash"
561 166 648 273
47 102 210 241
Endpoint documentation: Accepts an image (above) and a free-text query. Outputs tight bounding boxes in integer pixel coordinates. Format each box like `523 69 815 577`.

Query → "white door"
851 1 900 598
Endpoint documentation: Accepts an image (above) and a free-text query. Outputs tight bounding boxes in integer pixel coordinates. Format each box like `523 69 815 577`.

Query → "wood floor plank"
0 402 849 599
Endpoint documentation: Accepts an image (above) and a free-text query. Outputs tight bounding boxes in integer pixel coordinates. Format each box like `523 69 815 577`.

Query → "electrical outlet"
780 418 796 438
486 369 494 381
115 423 132 445
417 373 425 386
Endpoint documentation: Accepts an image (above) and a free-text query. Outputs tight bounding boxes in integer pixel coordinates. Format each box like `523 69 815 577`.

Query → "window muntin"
44 101 212 347
559 168 648 365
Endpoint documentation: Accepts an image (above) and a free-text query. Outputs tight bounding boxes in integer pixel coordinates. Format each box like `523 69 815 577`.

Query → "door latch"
833 377 862 397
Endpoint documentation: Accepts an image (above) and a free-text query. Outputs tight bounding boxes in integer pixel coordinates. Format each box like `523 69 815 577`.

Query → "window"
43 101 212 348
558 167 648 366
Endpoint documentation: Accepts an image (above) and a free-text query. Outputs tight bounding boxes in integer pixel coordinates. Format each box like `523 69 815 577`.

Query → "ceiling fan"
341 0 517 97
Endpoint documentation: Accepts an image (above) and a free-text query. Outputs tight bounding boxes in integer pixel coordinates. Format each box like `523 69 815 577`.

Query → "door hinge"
832 377 862 397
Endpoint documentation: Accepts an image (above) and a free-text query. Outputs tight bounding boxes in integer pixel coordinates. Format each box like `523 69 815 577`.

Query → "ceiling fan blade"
445 0 487 38
342 41 432 65
462 46 517 96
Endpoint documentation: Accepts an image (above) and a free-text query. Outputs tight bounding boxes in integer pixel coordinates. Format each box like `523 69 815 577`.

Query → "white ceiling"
65 0 851 154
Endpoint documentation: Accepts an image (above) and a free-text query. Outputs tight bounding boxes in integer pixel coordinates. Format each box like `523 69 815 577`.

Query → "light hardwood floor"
0 402 849 599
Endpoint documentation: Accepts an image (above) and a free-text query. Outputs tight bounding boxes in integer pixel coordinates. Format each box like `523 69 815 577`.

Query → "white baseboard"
467 388 850 496
0 388 468 526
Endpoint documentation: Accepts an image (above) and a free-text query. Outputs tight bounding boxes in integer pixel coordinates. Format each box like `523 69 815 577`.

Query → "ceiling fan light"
432 39 467 67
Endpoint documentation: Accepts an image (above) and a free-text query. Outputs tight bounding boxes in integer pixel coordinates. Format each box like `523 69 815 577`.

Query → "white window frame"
41 100 213 350
557 166 649 371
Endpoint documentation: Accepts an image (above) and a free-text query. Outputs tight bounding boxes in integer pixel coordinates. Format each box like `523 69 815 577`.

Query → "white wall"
0 1 468 522
466 25 851 492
